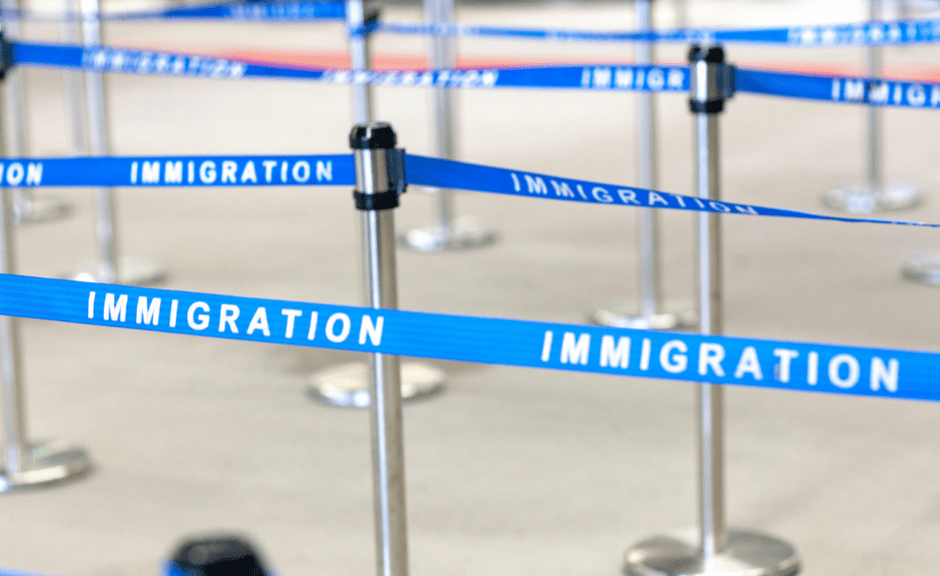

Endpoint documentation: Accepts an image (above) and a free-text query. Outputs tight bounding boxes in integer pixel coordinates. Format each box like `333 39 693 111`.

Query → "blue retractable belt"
0 274 937 403
0 151 937 229
11 39 940 111
0 0 346 22
373 18 940 46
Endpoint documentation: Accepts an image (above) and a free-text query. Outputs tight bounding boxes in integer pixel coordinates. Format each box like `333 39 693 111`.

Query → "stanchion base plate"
902 252 940 286
823 183 922 214
14 196 73 225
71 257 168 286
399 217 497 252
592 299 697 331
0 440 92 493
624 530 800 576
307 361 445 408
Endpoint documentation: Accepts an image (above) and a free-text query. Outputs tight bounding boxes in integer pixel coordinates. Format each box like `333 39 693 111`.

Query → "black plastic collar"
0 31 15 81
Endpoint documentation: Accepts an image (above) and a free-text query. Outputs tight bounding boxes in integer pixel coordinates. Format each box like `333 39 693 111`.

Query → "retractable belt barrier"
12 41 940 110
736 67 940 109
373 18 940 46
2 0 939 49
0 1 347 22
4 152 939 229
11 41 689 93
0 274 933 402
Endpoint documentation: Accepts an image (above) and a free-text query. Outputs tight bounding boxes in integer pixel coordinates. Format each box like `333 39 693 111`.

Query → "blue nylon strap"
404 154 940 229
11 41 689 93
14 41 940 108
374 18 940 46
136 1 345 21
0 1 346 22
12 42 326 81
736 67 940 110
320 64 688 92
3 151 939 229
0 155 354 188
0 274 934 402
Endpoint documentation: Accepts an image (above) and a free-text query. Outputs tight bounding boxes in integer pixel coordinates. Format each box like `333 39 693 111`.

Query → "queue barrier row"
11 40 940 112
2 152 938 230
0 273 933 402
4 0 940 49
0 3 931 573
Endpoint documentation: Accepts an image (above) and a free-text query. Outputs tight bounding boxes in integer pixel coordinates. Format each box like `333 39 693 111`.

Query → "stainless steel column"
1 0 72 224
0 56 91 492
593 0 695 331
351 123 409 576
62 0 87 155
673 0 687 28
897 0 940 284
347 0 372 125
622 46 800 576
308 0 444 407
693 53 725 561
399 0 496 253
823 0 921 214
636 0 661 322
74 0 165 285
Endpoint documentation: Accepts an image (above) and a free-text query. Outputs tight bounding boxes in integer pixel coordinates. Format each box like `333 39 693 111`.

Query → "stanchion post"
636 0 660 322
307 0 445 408
73 0 165 285
692 44 726 562
347 0 373 125
673 0 687 28
398 0 496 253
79 0 117 282
61 0 87 155
592 0 695 331
822 0 921 214
622 45 800 576
0 35 91 491
0 0 72 224
351 123 409 576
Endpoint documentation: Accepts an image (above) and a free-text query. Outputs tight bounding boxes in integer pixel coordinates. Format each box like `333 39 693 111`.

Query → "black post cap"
170 536 268 576
688 45 724 64
350 122 397 150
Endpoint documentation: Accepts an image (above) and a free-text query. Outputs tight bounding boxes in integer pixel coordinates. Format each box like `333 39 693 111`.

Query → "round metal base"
399 217 497 252
592 299 698 331
13 195 73 225
624 530 800 576
822 183 922 214
0 440 92 493
307 361 445 408
901 252 940 286
71 257 168 286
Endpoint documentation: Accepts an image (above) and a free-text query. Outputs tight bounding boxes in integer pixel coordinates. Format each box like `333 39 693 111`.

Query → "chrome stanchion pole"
61 0 87 155
673 0 688 28
0 35 91 491
72 0 165 285
897 2 940 284
0 0 72 224
308 0 444 408
399 0 496 252
623 45 800 576
823 0 921 214
351 123 410 576
593 0 695 331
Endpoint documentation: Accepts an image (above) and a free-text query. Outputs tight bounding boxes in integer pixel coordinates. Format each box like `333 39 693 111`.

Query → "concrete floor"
2 1 940 575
